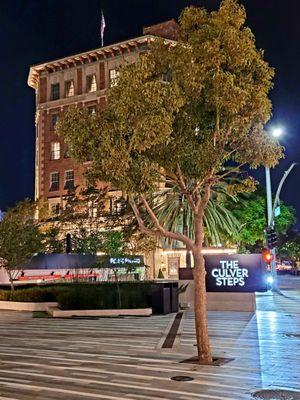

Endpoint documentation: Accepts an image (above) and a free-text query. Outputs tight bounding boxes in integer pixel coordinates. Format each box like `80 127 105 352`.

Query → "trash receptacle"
151 281 178 314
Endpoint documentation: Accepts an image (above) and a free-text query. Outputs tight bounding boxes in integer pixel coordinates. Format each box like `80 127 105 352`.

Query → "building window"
87 105 97 114
65 80 75 97
64 144 70 158
161 69 172 83
64 170 74 190
51 203 60 215
86 74 97 92
50 113 58 130
168 257 180 276
50 172 59 191
109 69 119 87
50 142 60 160
109 197 121 215
88 201 98 218
50 83 60 100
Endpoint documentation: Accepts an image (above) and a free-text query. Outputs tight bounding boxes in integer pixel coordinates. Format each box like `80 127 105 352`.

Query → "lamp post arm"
271 162 299 226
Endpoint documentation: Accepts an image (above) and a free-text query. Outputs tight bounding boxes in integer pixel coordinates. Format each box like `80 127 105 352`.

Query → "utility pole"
265 166 277 287
265 162 298 289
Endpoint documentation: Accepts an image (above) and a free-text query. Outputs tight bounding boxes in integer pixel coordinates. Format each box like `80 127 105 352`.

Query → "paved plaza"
0 277 299 399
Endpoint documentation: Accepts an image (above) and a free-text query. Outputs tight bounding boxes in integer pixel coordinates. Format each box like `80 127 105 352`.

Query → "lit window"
88 201 98 218
50 83 60 100
64 170 74 190
86 74 97 92
51 203 60 215
51 142 60 160
87 105 97 114
109 69 119 87
50 172 59 191
109 197 121 215
50 113 58 130
65 80 75 97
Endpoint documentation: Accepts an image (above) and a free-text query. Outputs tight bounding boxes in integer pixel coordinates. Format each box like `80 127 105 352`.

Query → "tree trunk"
9 276 15 301
192 200 213 365
193 248 212 363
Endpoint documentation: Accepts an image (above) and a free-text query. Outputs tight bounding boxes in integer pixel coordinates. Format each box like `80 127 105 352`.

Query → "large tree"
0 200 45 290
58 0 283 363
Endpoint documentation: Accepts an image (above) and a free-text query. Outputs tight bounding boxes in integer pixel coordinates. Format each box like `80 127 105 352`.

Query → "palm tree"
149 180 239 266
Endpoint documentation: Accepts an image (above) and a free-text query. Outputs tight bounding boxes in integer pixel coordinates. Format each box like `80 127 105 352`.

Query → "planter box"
0 301 58 312
48 307 152 318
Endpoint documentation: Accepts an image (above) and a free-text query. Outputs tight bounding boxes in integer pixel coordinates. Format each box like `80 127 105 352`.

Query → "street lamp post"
265 126 298 289
265 166 277 286
265 126 284 288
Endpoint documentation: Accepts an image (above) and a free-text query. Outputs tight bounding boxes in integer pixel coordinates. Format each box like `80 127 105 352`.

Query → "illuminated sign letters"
211 260 249 287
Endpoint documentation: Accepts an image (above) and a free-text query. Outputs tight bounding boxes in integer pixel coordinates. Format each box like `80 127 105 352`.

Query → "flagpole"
100 10 106 48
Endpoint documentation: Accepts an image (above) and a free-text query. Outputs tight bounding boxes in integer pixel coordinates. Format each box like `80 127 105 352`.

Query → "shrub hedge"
0 282 152 310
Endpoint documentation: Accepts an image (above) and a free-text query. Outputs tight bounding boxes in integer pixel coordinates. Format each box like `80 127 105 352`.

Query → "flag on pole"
100 10 106 47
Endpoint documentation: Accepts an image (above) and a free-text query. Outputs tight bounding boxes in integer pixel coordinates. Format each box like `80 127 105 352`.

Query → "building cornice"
28 35 176 89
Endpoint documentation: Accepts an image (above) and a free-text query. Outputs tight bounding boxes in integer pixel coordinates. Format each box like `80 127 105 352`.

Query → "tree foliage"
231 188 296 251
0 200 45 290
58 0 283 363
278 239 300 263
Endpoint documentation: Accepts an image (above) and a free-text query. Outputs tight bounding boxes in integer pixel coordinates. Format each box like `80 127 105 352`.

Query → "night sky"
0 0 299 226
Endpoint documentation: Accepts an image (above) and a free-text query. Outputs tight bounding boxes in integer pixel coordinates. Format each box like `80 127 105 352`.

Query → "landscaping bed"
0 282 152 312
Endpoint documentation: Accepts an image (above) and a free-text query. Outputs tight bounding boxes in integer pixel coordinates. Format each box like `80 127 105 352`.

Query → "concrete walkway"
0 277 299 399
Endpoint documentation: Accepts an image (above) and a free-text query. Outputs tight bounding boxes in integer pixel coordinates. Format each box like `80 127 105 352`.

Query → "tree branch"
216 163 246 181
130 194 194 250
175 164 196 212
129 196 160 238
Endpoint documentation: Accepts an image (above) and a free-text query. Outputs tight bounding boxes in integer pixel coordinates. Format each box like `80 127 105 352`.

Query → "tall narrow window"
50 142 60 160
50 172 59 191
65 80 75 97
109 69 119 87
160 69 172 83
88 201 98 218
109 197 121 215
50 113 58 130
51 203 60 215
86 74 97 92
64 170 74 190
50 83 60 100
64 144 70 158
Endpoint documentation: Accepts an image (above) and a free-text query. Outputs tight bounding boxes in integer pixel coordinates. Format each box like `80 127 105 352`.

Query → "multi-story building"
27 20 178 216
28 19 236 279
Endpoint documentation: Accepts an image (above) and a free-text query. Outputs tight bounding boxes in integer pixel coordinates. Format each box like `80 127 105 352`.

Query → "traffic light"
266 227 278 249
262 248 274 264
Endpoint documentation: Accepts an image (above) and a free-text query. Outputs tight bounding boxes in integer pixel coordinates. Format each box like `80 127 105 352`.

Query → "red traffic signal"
262 248 274 263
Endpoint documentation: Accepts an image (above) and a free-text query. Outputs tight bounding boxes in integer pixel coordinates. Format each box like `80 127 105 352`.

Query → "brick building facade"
28 20 178 215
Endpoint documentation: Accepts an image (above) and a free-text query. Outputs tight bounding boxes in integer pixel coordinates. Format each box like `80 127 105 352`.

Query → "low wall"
0 301 153 317
0 301 58 312
179 280 256 312
49 308 152 318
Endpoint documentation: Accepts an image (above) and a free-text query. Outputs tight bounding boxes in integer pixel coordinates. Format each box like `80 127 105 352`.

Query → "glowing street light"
271 126 284 138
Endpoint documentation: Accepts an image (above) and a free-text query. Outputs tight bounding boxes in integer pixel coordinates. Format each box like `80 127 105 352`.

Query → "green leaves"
0 200 45 281
231 188 296 249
